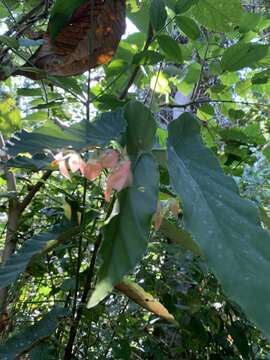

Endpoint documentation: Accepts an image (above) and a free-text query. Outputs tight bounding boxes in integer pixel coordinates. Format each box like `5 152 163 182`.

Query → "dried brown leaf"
115 277 178 324
17 0 126 78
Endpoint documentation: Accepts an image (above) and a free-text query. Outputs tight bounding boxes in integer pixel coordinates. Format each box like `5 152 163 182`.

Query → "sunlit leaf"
158 35 183 63
192 0 242 32
175 15 201 40
221 42 269 72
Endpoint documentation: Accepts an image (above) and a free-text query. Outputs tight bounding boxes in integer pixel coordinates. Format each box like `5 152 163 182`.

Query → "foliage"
1 0 270 359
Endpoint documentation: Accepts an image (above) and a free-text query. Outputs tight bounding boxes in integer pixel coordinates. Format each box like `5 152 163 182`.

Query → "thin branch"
0 133 19 313
150 62 163 108
72 179 88 317
63 235 102 360
118 14 178 101
19 170 52 212
191 35 209 102
118 24 153 100
160 98 270 109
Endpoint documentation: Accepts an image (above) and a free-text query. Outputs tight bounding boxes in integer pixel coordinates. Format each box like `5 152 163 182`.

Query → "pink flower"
105 159 132 202
154 202 163 231
99 149 119 169
80 160 102 181
68 153 84 173
52 152 70 179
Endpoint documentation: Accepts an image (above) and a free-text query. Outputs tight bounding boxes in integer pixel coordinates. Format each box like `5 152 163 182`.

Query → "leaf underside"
0 221 78 289
167 113 270 338
6 110 126 158
88 152 159 308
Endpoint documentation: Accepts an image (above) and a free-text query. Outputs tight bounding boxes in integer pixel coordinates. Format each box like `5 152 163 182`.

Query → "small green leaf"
175 15 201 40
124 101 157 154
48 76 83 96
150 0 167 32
167 112 270 339
133 50 164 65
192 0 243 32
239 13 265 33
221 42 269 72
158 35 183 63
263 145 270 162
251 70 269 85
87 153 159 308
106 59 129 77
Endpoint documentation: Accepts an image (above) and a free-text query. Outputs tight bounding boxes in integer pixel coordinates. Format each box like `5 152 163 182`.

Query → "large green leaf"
0 307 70 359
6 110 126 157
127 2 150 33
167 112 270 338
221 42 269 72
0 221 78 289
158 35 183 64
6 153 53 171
150 0 167 32
124 101 157 155
88 153 159 308
192 0 242 32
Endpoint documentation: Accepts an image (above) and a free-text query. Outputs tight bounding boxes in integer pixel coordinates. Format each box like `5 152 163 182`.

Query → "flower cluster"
52 149 132 202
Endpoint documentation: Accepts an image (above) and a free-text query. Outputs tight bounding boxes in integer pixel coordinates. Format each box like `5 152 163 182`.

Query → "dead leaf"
16 0 126 78
115 277 178 324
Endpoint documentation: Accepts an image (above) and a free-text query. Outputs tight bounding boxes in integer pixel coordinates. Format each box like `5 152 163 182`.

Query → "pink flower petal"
81 161 102 181
54 151 64 161
99 149 119 169
154 203 163 231
168 199 180 218
79 160 87 174
59 160 71 179
105 160 132 202
68 153 82 173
